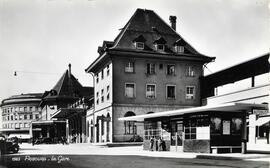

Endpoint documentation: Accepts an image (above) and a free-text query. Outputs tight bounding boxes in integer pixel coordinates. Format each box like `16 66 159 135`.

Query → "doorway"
171 121 183 152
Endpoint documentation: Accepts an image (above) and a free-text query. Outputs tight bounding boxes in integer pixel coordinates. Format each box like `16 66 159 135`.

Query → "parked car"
0 135 20 155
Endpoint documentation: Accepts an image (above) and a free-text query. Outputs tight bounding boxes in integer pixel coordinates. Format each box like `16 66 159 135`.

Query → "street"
0 143 269 168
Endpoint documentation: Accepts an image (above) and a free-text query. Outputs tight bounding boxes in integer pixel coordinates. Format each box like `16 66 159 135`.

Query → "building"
120 54 269 153
31 64 93 143
85 8 214 143
0 93 43 141
201 53 270 145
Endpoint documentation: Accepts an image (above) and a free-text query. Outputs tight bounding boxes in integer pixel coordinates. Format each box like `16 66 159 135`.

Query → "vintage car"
0 135 20 155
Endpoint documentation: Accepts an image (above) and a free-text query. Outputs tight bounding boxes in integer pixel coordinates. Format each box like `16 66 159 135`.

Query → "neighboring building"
85 9 214 143
31 64 93 143
202 53 270 145
0 93 42 141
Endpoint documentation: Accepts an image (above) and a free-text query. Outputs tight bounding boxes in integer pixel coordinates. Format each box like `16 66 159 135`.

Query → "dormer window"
174 39 186 53
175 45 184 53
135 42 144 49
133 35 146 50
156 44 164 51
153 37 166 52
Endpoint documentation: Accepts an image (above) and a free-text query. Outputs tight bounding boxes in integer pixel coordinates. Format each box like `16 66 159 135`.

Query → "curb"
196 155 243 160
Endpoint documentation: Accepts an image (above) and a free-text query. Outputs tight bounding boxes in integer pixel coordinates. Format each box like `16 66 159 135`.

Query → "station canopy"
119 103 267 122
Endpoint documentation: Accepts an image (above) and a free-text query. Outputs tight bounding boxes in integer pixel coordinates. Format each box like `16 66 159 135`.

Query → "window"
96 74 99 83
35 114 39 120
159 64 163 69
29 107 33 111
156 44 164 51
24 107 27 112
24 123 28 128
146 63 155 74
11 115 13 120
24 115 27 120
146 84 156 99
186 86 195 100
125 62 134 73
106 65 110 76
19 115 23 120
186 66 195 77
101 89 104 103
125 83 135 98
107 85 110 100
135 42 144 49
101 69 104 79
96 92 99 105
167 64 175 75
30 114 32 120
124 111 137 135
175 46 184 53
166 85 176 99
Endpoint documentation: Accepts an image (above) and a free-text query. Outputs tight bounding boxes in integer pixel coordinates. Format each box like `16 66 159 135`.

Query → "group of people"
149 137 166 151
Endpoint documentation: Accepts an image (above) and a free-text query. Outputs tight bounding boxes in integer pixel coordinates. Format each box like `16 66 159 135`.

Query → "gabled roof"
112 8 199 54
85 8 215 73
41 68 93 105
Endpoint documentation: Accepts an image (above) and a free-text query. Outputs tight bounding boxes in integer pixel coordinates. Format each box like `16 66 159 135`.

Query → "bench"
211 146 242 153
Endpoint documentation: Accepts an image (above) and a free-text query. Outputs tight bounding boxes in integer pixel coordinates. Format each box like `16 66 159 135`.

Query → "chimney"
169 16 177 31
68 63 71 78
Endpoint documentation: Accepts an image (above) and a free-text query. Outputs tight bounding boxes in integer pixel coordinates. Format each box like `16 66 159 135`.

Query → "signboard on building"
253 109 269 116
223 120 230 135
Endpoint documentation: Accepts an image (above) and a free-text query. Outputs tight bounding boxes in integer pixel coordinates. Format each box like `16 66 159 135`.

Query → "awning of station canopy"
119 103 267 122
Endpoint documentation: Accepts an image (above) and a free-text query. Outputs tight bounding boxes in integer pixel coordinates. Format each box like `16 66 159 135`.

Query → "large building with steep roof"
85 8 215 143
31 64 93 143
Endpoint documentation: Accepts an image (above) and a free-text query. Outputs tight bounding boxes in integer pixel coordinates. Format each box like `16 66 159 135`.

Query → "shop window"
144 121 160 140
166 85 176 99
231 118 242 135
125 83 135 98
125 62 135 73
124 111 137 135
210 117 222 134
146 84 156 99
167 64 175 75
222 120 231 135
184 115 209 140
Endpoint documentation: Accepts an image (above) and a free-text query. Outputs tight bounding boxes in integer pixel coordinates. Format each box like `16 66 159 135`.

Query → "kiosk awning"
119 103 267 121
256 116 270 126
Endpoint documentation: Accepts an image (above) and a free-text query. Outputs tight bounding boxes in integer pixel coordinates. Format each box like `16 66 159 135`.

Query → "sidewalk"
12 143 270 162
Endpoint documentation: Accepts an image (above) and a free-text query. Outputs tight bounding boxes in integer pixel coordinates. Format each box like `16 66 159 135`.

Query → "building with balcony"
85 8 214 143
0 93 42 141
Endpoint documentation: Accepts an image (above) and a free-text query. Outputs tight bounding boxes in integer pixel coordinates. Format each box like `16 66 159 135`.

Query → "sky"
0 0 269 101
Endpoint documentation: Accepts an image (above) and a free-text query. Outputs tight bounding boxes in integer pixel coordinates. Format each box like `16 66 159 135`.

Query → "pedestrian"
161 139 166 151
149 137 154 151
158 137 162 151
155 137 158 151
